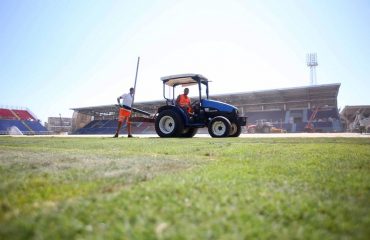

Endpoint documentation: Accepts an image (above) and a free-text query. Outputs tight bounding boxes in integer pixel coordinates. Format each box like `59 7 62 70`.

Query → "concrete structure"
46 117 72 133
340 105 370 132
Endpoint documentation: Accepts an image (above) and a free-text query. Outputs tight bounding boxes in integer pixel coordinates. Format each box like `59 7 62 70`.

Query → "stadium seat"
0 108 17 120
12 110 35 120
0 120 30 134
25 120 48 132
73 119 154 135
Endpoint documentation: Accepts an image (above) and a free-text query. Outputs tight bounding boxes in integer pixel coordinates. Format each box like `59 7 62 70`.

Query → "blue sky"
1 0 369 123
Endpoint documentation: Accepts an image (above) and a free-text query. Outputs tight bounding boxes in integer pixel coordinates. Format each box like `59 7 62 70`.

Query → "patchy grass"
0 137 369 239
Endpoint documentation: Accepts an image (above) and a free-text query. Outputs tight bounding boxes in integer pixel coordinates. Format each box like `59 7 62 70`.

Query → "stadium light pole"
306 53 318 85
59 113 63 133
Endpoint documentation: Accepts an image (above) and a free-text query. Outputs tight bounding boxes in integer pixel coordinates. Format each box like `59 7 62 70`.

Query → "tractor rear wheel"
155 110 184 137
208 116 231 138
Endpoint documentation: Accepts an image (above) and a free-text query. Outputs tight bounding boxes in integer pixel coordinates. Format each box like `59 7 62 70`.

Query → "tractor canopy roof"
160 73 209 87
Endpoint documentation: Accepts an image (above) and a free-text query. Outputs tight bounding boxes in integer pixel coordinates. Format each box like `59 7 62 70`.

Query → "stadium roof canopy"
212 83 340 105
71 104 119 116
71 83 341 116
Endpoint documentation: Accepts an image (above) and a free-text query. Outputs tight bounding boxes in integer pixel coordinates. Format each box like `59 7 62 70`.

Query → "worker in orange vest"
176 88 192 114
113 87 134 138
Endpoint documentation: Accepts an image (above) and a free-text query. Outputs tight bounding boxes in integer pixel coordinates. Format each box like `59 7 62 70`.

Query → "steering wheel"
191 100 199 108
191 100 200 113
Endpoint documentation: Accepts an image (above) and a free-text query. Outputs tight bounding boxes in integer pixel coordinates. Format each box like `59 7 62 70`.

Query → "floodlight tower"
306 53 318 85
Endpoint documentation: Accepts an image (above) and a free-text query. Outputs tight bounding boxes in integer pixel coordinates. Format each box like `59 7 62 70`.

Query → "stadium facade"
71 83 342 134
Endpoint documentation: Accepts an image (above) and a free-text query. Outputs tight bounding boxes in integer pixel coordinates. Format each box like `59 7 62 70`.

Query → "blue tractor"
154 74 247 138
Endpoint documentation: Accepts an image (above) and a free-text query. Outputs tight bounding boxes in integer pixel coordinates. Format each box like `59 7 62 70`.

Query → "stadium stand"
71 83 343 134
73 119 147 135
12 110 35 120
0 107 48 135
0 120 30 132
0 108 17 120
25 120 48 132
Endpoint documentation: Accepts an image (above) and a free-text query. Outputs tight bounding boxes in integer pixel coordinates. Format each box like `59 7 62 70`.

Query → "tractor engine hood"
201 99 237 113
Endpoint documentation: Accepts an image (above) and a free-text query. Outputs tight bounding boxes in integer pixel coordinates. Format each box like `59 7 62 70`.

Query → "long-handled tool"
115 104 151 116
123 57 154 122
130 57 140 112
116 57 152 117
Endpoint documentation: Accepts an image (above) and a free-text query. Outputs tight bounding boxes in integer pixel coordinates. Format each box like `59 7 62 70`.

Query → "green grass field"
0 137 369 239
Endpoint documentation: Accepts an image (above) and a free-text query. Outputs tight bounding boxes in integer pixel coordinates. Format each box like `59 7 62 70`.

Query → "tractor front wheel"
208 116 231 138
229 122 242 137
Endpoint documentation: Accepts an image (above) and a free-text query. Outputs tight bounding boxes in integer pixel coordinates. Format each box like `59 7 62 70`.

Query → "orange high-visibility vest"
178 94 190 107
178 94 192 113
